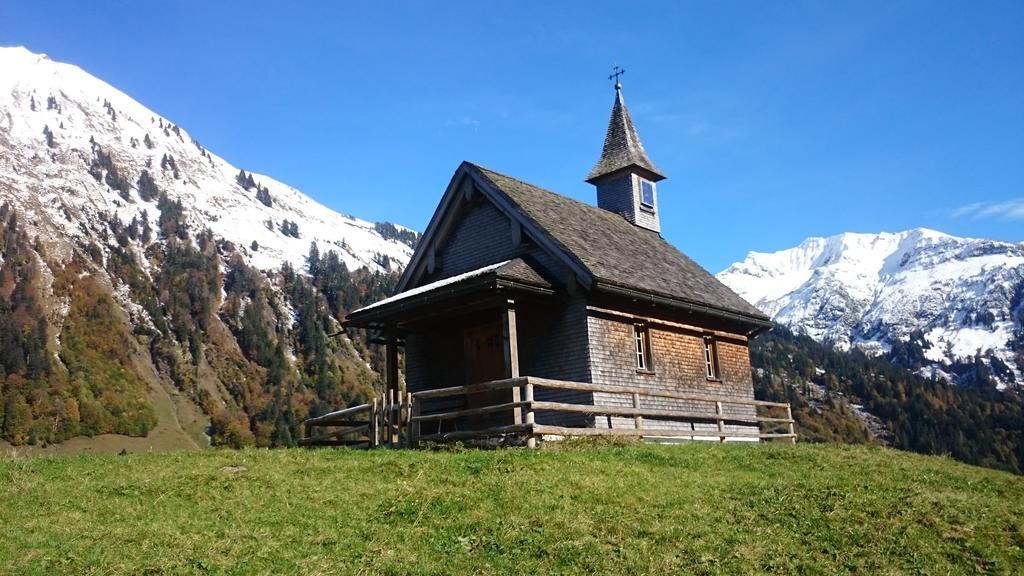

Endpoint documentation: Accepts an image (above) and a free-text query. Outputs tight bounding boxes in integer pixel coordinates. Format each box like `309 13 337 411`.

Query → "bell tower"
586 66 666 233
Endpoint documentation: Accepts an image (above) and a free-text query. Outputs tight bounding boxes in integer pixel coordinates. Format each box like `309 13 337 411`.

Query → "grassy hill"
2 442 1022 575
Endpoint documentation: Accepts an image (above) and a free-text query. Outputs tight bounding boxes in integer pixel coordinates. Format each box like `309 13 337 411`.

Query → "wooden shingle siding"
405 333 425 393
585 313 758 435
518 295 593 427
595 173 659 232
431 200 517 280
405 329 464 394
595 174 633 221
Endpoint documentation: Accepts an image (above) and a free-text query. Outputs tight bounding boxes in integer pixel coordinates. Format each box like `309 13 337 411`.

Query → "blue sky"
2 1 1022 272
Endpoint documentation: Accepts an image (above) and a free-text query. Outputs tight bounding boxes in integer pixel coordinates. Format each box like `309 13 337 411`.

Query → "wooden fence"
301 376 796 448
298 389 412 448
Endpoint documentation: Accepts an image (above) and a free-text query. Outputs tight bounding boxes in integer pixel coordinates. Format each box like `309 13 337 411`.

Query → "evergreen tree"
89 146 130 198
136 169 159 202
160 154 180 179
140 210 153 244
256 186 273 207
307 243 320 277
279 220 299 238
374 221 420 248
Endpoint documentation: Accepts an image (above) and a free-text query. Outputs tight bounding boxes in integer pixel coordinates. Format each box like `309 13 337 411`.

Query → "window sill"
639 204 656 214
706 377 722 383
636 369 656 376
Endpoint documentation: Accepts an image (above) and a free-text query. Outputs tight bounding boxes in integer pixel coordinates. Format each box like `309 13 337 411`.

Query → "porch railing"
298 389 413 448
301 377 796 448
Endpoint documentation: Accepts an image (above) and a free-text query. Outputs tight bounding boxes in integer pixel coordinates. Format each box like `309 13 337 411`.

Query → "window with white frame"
704 336 719 379
634 324 652 371
639 179 655 208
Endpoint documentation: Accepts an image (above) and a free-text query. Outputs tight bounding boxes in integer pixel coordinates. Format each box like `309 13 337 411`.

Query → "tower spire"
586 69 665 185
587 67 666 233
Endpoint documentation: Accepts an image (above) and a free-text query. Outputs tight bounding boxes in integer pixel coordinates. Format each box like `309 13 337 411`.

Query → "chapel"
342 76 779 443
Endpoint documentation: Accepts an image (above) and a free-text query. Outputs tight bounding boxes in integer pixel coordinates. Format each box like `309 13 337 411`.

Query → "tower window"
634 324 653 371
704 336 720 380
640 179 655 208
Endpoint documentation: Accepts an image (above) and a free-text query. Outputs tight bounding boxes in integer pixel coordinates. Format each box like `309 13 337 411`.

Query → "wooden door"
463 321 509 427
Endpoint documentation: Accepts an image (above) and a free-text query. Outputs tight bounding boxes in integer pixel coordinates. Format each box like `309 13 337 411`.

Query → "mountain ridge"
0 45 414 274
718 227 1024 387
0 46 411 450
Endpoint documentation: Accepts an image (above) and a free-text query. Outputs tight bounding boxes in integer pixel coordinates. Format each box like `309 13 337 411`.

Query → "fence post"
381 395 387 447
632 392 643 436
404 392 413 448
394 391 401 448
370 398 379 449
387 389 395 447
410 393 420 449
787 404 796 444
716 401 725 443
524 381 536 449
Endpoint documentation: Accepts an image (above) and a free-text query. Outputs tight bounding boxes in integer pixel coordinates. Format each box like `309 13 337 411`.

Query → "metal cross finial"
609 64 625 90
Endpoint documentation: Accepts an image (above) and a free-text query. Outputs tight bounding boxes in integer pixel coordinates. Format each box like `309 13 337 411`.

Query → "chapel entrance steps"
298 377 797 449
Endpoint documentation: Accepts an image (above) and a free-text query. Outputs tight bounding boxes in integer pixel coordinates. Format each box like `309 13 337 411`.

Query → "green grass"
1 442 1022 575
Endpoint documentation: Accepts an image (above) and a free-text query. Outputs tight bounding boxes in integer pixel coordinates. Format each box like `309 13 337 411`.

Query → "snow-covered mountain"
0 46 413 273
0 46 416 452
718 228 1024 387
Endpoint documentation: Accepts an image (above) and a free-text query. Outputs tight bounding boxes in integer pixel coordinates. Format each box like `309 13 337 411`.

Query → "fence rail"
299 389 413 448
301 376 796 448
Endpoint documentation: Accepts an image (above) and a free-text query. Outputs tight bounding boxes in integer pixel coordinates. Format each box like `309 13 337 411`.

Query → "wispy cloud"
948 198 1024 221
444 116 480 132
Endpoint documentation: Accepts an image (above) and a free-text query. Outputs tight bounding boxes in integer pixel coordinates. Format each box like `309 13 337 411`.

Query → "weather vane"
609 64 625 90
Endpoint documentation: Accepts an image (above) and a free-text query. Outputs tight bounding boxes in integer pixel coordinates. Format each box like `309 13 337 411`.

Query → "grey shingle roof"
495 257 552 288
471 164 769 323
345 257 552 325
586 89 665 183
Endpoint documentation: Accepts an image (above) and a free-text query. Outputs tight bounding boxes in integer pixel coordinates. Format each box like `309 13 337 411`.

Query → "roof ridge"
469 162 641 222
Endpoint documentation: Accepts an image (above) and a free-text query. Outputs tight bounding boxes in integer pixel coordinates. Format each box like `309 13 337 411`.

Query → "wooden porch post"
502 299 522 426
386 334 399 396
386 334 400 446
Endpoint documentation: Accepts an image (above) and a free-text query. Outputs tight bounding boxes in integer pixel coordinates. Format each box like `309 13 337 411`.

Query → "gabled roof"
386 161 769 331
586 88 665 183
469 164 769 324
